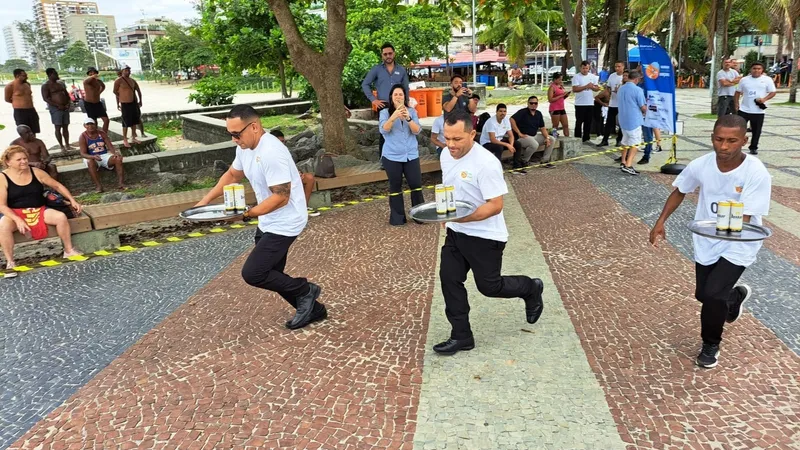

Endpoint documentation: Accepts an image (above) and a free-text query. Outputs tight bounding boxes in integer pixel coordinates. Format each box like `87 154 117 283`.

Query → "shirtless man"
4 69 40 134
10 125 58 180
112 67 143 148
83 67 109 133
41 68 72 152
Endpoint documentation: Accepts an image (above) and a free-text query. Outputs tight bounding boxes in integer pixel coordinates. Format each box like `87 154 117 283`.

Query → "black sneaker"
637 158 650 165
696 343 720 368
727 284 752 324
749 149 758 155
543 163 556 169
655 145 663 153
512 168 527 175
613 156 622 163
621 166 639 175
523 278 544 324
597 140 608 147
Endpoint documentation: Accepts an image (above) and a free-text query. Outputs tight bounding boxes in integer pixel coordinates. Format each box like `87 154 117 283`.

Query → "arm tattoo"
270 182 291 198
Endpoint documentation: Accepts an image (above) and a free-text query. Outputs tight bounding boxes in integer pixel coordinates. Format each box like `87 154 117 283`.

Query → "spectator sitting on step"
270 129 320 217
0 145 82 271
10 125 58 180
79 118 126 192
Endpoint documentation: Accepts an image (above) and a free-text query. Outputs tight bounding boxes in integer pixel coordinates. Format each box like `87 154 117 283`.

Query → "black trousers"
378 135 385 161
242 229 310 308
574 105 594 142
717 96 734 117
695 257 746 346
737 111 765 152
383 156 424 225
440 229 536 340
483 137 511 161
603 106 621 143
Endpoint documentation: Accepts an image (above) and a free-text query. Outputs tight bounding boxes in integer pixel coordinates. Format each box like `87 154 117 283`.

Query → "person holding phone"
379 84 423 226
442 75 472 118
548 73 570 137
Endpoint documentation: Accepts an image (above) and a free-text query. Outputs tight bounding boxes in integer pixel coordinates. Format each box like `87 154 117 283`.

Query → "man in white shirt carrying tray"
650 115 771 369
433 110 545 356
197 105 326 331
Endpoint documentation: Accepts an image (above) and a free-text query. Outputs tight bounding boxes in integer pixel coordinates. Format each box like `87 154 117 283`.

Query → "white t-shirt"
716 69 739 96
441 142 509 242
607 72 624 107
673 152 771 267
431 115 446 146
479 115 512 145
231 133 308 237
736 75 776 114
572 73 598 106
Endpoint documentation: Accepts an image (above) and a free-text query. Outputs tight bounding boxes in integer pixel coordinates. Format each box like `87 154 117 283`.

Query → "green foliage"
16 20 66 69
59 41 93 72
260 114 318 135
346 0 450 65
1 59 33 73
300 48 379 109
145 120 183 140
187 76 238 106
477 0 560 64
743 50 761 72
153 24 214 72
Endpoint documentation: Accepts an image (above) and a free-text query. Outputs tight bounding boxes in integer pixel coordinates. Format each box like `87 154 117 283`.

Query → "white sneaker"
307 208 321 217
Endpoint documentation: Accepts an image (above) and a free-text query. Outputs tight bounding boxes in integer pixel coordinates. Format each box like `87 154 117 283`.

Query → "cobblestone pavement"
3 92 800 449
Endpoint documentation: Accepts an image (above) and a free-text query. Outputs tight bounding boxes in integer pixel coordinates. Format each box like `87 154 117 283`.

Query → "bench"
83 187 256 230
315 154 441 191
12 214 93 244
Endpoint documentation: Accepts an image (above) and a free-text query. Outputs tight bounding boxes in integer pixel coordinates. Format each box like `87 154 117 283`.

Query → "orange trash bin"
424 88 443 117
409 90 428 119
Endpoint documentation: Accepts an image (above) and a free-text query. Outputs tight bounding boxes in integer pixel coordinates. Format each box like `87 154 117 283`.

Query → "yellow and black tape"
1 138 677 279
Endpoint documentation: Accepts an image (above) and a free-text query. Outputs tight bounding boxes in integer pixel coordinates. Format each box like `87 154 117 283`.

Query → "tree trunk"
790 18 799 103
559 0 582 69
721 0 732 57
603 0 620 67
709 0 727 114
266 0 352 154
277 59 289 98
776 28 784 64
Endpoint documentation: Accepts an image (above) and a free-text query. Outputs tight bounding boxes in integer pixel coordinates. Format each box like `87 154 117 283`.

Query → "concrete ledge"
135 98 306 123
70 228 121 253
57 153 160 192
153 142 237 172
183 101 313 144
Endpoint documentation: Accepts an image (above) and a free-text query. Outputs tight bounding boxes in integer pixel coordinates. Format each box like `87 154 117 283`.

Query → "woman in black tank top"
1 145 83 270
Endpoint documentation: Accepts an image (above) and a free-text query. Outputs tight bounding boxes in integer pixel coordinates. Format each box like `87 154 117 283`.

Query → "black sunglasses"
528 101 538 105
228 122 253 139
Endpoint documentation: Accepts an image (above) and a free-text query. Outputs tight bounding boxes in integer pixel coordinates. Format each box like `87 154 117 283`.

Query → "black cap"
87 67 98 75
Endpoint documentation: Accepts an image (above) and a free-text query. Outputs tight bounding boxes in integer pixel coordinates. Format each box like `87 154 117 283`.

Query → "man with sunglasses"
362 43 409 166
196 105 326 331
509 95 555 172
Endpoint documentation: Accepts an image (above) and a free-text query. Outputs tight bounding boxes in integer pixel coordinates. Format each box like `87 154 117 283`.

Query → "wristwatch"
406 117 412 122
242 207 251 222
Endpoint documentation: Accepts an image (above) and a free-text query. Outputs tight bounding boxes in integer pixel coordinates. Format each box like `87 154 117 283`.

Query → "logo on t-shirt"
735 185 743 193
460 170 473 181
256 156 261 163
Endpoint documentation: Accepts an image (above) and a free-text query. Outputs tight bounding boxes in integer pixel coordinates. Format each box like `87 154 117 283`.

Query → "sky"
1 0 201 63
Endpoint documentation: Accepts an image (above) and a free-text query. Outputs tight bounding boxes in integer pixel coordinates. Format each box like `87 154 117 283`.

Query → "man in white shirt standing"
433 110 545 355
197 104 325 330
650 115 771 369
734 61 776 155
717 58 742 118
479 103 515 161
572 60 602 143
600 61 625 147
430 114 447 156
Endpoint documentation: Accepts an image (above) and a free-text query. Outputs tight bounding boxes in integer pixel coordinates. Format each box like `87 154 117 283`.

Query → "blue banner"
636 35 676 133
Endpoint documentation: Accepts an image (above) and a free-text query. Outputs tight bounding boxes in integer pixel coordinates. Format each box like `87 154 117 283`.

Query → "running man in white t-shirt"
649 115 771 369
734 61 776 155
433 110 545 356
197 104 325 331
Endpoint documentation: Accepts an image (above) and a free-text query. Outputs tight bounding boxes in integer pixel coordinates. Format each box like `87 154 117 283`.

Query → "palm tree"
770 0 800 102
477 0 561 65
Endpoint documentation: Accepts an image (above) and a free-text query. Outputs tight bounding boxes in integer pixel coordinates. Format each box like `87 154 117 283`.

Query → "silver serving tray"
180 204 243 222
409 200 477 223
687 220 772 242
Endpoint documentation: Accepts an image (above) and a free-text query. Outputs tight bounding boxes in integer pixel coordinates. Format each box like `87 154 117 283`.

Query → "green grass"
774 101 800 107
0 124 5 131
260 114 317 135
694 113 718 120
145 120 183 140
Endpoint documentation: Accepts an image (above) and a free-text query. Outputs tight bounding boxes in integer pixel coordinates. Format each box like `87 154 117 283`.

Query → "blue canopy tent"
628 46 640 63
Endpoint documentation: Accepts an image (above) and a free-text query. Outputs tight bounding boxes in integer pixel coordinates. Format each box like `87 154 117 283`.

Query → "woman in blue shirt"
379 84 423 225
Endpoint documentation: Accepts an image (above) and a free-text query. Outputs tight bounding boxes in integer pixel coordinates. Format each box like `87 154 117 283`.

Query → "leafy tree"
140 38 155 70
477 0 560 65
2 59 33 73
188 75 238 106
153 24 214 72
198 0 325 98
301 47 379 108
16 20 65 70
59 41 93 72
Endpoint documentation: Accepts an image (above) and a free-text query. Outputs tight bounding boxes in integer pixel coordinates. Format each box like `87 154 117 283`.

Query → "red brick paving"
512 167 800 450
10 200 440 449
649 172 800 268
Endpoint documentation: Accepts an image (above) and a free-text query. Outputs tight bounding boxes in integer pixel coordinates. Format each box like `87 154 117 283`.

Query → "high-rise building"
115 17 174 49
32 0 99 40
3 22 34 64
65 14 116 52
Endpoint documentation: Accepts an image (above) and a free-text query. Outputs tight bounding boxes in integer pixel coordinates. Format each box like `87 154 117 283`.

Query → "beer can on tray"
223 184 236 212
233 184 246 212
716 200 731 231
435 184 447 215
729 201 744 232
445 185 456 212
